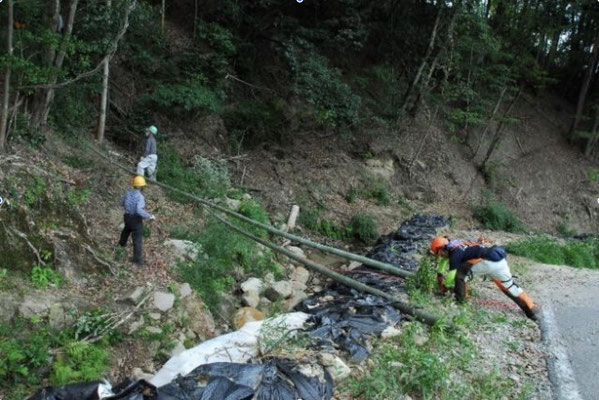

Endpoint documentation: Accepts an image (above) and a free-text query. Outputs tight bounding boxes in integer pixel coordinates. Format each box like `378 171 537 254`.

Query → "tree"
0 0 14 151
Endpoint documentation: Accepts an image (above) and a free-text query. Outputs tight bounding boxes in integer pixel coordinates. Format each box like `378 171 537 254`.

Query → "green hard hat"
146 125 158 135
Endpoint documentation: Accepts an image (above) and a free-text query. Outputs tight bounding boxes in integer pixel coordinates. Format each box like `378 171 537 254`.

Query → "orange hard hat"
430 237 449 255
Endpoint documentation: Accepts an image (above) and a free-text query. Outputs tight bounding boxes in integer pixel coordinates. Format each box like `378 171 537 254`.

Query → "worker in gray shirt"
137 125 158 180
118 176 155 265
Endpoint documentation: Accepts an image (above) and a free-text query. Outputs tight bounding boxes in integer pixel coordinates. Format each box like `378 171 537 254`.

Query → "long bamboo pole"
85 143 416 279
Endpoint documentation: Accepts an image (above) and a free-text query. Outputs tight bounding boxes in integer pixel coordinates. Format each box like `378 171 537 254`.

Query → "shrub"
473 195 525 233
298 208 322 231
407 255 437 295
507 236 599 269
224 99 288 147
31 265 60 289
144 82 224 118
158 146 202 203
366 180 392 206
50 341 109 386
193 156 231 198
347 213 378 242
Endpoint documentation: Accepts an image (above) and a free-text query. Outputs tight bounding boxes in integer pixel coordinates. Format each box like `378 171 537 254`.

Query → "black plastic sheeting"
26 359 333 400
366 213 448 272
294 213 448 361
26 214 447 400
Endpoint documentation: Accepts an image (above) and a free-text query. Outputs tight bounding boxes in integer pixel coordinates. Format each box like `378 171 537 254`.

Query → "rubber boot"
504 290 537 320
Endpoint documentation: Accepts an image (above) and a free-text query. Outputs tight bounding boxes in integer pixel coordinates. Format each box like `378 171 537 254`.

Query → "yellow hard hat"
133 176 146 188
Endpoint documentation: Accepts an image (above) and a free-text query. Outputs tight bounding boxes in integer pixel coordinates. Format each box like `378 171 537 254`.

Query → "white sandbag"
150 312 310 387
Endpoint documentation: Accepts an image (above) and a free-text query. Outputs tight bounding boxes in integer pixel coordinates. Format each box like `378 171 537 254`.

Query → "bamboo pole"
86 142 416 279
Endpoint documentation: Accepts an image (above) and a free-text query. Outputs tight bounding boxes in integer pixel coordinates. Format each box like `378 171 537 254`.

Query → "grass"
474 194 526 233
299 208 379 242
507 235 599 269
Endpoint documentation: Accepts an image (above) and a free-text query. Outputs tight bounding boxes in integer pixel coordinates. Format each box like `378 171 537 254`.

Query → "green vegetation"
177 209 282 311
507 236 599 269
407 256 437 296
66 188 91 207
345 180 392 206
0 318 110 399
31 265 61 289
474 194 525 233
299 208 378 242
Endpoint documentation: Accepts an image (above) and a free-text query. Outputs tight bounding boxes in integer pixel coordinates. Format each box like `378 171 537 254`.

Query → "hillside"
2 1 599 399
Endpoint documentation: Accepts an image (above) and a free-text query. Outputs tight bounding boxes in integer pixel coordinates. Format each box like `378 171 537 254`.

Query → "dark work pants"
119 214 143 262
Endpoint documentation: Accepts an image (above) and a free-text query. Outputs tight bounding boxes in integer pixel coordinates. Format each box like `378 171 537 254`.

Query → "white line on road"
540 305 583 400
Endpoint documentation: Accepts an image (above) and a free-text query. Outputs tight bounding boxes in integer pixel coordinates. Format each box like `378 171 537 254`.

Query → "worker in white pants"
137 126 158 180
432 237 537 320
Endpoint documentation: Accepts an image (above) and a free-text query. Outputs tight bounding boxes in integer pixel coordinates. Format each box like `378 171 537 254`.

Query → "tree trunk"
95 0 112 143
473 86 507 159
480 87 522 169
585 108 599 157
31 0 80 129
568 30 599 140
0 0 14 151
546 29 561 68
397 5 443 120
161 0 166 34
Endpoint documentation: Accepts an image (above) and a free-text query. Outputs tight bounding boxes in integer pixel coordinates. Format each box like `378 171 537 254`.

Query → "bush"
407 255 437 295
31 265 60 289
50 341 109 386
347 214 378 242
474 195 525 233
224 99 288 148
144 82 224 118
193 156 231 198
507 236 599 269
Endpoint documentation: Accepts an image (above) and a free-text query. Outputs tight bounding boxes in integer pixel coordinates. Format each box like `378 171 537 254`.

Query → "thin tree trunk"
473 86 507 159
0 0 14 151
546 29 561 68
193 0 198 37
568 30 599 140
585 108 599 157
397 5 443 120
161 0 166 34
480 87 522 169
96 0 112 143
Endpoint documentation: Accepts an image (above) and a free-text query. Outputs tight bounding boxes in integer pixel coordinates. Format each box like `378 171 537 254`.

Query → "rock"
146 326 163 335
18 293 57 318
48 303 66 329
381 326 402 339
241 277 265 295
290 280 307 292
121 287 145 305
319 353 351 382
148 313 161 321
128 316 145 334
178 294 216 339
233 307 265 330
286 246 305 260
216 292 238 322
132 368 154 381
0 294 19 322
414 334 429 346
265 281 292 301
242 291 260 308
286 291 308 311
152 292 175 312
263 273 276 287
242 193 252 200
184 328 197 340
292 266 310 285
178 283 193 298
170 340 186 357
164 239 199 262
225 198 241 211
258 297 272 310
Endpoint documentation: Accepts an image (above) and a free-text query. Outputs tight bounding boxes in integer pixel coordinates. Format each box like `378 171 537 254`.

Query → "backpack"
483 245 507 262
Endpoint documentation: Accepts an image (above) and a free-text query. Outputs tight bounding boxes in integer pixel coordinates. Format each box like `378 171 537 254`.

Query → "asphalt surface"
535 265 599 400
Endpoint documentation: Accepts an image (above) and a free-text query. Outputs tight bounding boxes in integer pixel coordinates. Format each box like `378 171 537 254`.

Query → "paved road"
531 264 599 400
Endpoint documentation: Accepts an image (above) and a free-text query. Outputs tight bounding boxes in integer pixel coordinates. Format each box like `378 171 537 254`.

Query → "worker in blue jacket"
118 176 155 265
431 237 537 320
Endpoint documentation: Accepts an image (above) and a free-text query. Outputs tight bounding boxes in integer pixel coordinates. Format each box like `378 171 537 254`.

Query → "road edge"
539 305 583 400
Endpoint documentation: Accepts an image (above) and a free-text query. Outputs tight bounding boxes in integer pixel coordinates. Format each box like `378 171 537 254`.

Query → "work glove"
149 215 156 221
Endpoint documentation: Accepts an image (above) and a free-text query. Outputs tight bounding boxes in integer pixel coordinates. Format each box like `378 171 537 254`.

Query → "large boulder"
164 239 199 262
241 278 265 308
292 266 310 285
